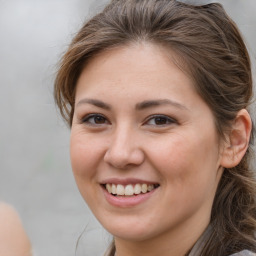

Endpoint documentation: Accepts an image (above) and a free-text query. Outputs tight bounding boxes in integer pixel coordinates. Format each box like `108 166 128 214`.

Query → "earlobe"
220 109 252 168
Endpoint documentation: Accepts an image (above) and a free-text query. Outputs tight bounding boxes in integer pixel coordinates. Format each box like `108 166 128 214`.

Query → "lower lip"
101 186 158 208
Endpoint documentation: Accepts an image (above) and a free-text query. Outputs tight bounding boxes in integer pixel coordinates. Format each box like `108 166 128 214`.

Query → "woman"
54 0 256 255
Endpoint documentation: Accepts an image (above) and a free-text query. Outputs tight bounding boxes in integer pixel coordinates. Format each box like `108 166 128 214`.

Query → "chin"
97 214 158 242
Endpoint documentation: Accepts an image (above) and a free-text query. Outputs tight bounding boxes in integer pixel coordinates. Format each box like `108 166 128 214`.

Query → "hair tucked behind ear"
54 0 256 255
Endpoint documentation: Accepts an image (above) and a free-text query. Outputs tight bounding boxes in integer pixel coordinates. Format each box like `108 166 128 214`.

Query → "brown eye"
94 116 106 124
155 117 169 125
146 115 176 126
82 114 109 125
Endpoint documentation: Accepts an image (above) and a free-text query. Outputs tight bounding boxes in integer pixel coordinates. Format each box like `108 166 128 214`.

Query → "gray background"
0 1 255 256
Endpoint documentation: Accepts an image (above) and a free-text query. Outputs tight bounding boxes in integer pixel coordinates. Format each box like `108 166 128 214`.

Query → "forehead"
76 43 197 97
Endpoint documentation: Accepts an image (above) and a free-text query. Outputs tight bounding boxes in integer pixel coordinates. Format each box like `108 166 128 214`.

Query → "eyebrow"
135 99 188 111
76 98 188 111
76 98 111 110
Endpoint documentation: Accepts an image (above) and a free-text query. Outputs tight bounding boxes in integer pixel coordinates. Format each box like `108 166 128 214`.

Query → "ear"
220 109 252 168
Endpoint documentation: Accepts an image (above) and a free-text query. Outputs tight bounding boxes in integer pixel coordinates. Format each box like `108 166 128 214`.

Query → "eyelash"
81 113 177 127
144 115 177 126
81 114 109 126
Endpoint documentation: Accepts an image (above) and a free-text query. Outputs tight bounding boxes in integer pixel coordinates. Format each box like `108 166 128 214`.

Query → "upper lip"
100 178 159 186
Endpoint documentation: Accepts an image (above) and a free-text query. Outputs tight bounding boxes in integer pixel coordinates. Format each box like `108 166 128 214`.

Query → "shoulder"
0 202 31 256
230 250 256 256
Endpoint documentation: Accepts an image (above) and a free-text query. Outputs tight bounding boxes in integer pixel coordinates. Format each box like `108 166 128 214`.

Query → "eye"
82 114 109 125
145 115 176 126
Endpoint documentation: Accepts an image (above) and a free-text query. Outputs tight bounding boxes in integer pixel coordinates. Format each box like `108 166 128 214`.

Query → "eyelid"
143 114 177 126
81 113 110 125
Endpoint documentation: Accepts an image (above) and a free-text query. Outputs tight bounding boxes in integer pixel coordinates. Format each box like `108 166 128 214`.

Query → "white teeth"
134 184 142 194
141 184 147 193
111 184 117 194
116 184 125 195
106 184 112 193
147 184 154 192
124 185 134 196
105 183 158 196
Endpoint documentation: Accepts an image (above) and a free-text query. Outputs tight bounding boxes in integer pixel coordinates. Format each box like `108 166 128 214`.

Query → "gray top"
230 251 256 256
113 225 255 256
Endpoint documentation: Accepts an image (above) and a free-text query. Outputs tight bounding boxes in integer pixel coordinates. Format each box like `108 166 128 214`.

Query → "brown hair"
54 0 256 255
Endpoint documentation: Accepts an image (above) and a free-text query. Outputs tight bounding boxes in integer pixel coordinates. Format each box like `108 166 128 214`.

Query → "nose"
104 126 145 169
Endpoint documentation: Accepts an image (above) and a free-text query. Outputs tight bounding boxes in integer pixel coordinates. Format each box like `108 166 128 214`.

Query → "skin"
0 202 31 256
70 43 251 256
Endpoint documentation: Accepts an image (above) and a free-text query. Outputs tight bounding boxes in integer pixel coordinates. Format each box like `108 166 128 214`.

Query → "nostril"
104 147 145 169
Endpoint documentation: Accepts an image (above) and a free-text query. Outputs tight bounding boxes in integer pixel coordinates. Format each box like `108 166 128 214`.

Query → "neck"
114 216 210 256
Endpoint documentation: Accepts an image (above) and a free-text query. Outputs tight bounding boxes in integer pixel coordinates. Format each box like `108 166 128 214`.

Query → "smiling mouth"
103 183 160 196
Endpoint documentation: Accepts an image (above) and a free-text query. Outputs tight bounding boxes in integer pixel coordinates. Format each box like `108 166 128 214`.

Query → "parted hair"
54 0 256 255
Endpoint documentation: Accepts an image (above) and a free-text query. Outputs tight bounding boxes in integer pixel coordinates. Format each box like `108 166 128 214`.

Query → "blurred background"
0 0 255 255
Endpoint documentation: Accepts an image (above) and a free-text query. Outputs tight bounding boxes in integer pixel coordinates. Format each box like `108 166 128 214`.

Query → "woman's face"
70 43 224 243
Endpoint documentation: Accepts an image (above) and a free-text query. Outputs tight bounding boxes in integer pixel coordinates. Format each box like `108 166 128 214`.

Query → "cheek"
70 133 102 205
70 131 102 178
146 135 192 174
147 129 220 186
148 134 220 221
